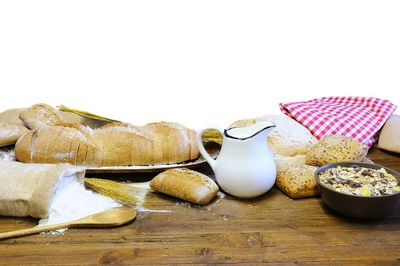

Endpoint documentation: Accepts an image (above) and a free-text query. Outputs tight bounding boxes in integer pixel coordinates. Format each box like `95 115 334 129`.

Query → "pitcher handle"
196 128 222 170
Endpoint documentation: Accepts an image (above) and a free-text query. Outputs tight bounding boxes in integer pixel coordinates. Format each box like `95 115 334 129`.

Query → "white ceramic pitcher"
196 121 277 198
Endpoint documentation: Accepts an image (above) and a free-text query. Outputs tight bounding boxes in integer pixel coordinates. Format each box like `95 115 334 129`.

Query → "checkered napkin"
279 96 397 147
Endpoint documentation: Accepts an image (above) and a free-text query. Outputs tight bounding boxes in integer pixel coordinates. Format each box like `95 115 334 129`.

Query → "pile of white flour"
38 175 121 234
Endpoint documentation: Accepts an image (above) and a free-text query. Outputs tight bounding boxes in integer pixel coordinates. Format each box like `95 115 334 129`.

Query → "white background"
1 1 399 130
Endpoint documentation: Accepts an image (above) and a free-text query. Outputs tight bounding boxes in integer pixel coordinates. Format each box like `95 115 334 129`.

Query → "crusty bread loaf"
0 122 29 147
306 135 368 167
378 114 400 154
19 103 64 130
17 103 108 129
0 108 26 125
15 122 199 167
150 168 219 205
15 123 99 165
276 165 319 199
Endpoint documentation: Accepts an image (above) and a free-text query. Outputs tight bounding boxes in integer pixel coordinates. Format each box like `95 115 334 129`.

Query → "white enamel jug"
196 121 277 198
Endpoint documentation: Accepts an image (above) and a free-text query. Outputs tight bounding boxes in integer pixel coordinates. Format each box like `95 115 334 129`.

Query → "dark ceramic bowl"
315 162 400 219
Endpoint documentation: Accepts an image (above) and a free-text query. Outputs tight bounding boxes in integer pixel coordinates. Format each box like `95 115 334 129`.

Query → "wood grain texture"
0 147 399 265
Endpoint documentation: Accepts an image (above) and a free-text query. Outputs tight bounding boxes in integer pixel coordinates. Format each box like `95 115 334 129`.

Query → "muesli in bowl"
318 166 400 197
315 162 400 219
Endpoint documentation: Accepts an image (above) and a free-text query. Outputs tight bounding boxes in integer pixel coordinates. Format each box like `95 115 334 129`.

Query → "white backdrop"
1 1 399 130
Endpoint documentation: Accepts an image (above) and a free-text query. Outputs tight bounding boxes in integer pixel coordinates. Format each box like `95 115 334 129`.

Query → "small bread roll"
276 165 319 199
150 168 219 205
306 135 368 167
0 122 29 147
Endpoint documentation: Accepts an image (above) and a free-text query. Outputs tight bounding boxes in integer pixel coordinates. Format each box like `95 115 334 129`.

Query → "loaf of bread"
0 108 26 125
15 122 199 166
0 122 29 147
305 135 368 167
18 103 108 129
276 165 319 199
150 168 219 205
378 114 400 154
19 103 64 130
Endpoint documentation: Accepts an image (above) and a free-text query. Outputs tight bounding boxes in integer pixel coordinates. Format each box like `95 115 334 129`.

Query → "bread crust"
150 168 219 205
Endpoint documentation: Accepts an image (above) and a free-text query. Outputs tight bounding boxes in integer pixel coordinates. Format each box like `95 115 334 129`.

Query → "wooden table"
0 147 399 265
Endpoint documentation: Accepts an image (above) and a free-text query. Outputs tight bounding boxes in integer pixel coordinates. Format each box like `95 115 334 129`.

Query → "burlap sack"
0 161 85 218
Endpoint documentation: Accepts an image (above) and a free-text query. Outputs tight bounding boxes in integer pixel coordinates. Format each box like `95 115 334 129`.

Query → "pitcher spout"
224 121 276 140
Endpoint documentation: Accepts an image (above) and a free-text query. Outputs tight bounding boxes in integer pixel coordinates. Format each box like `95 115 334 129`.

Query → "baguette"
150 168 219 205
15 122 199 166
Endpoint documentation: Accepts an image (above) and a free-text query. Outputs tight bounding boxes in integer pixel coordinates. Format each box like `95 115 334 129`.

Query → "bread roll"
150 168 219 205
0 122 29 147
15 122 199 166
276 165 319 199
306 135 368 167
378 114 400 154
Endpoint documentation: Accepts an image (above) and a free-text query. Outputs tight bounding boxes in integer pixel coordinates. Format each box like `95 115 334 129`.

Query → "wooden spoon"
0 207 136 240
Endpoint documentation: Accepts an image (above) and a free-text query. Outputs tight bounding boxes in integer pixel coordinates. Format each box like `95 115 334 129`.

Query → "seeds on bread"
276 165 319 199
306 135 368 167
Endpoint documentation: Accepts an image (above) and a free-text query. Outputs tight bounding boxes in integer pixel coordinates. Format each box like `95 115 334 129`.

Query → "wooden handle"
0 222 70 240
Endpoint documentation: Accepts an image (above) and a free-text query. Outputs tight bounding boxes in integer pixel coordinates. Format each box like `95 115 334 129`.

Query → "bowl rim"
314 161 400 199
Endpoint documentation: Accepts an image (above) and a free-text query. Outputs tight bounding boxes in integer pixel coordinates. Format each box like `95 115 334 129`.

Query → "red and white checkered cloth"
279 96 397 147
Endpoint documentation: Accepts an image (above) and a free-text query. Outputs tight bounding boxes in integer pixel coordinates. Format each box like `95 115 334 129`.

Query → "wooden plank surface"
0 147 399 265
